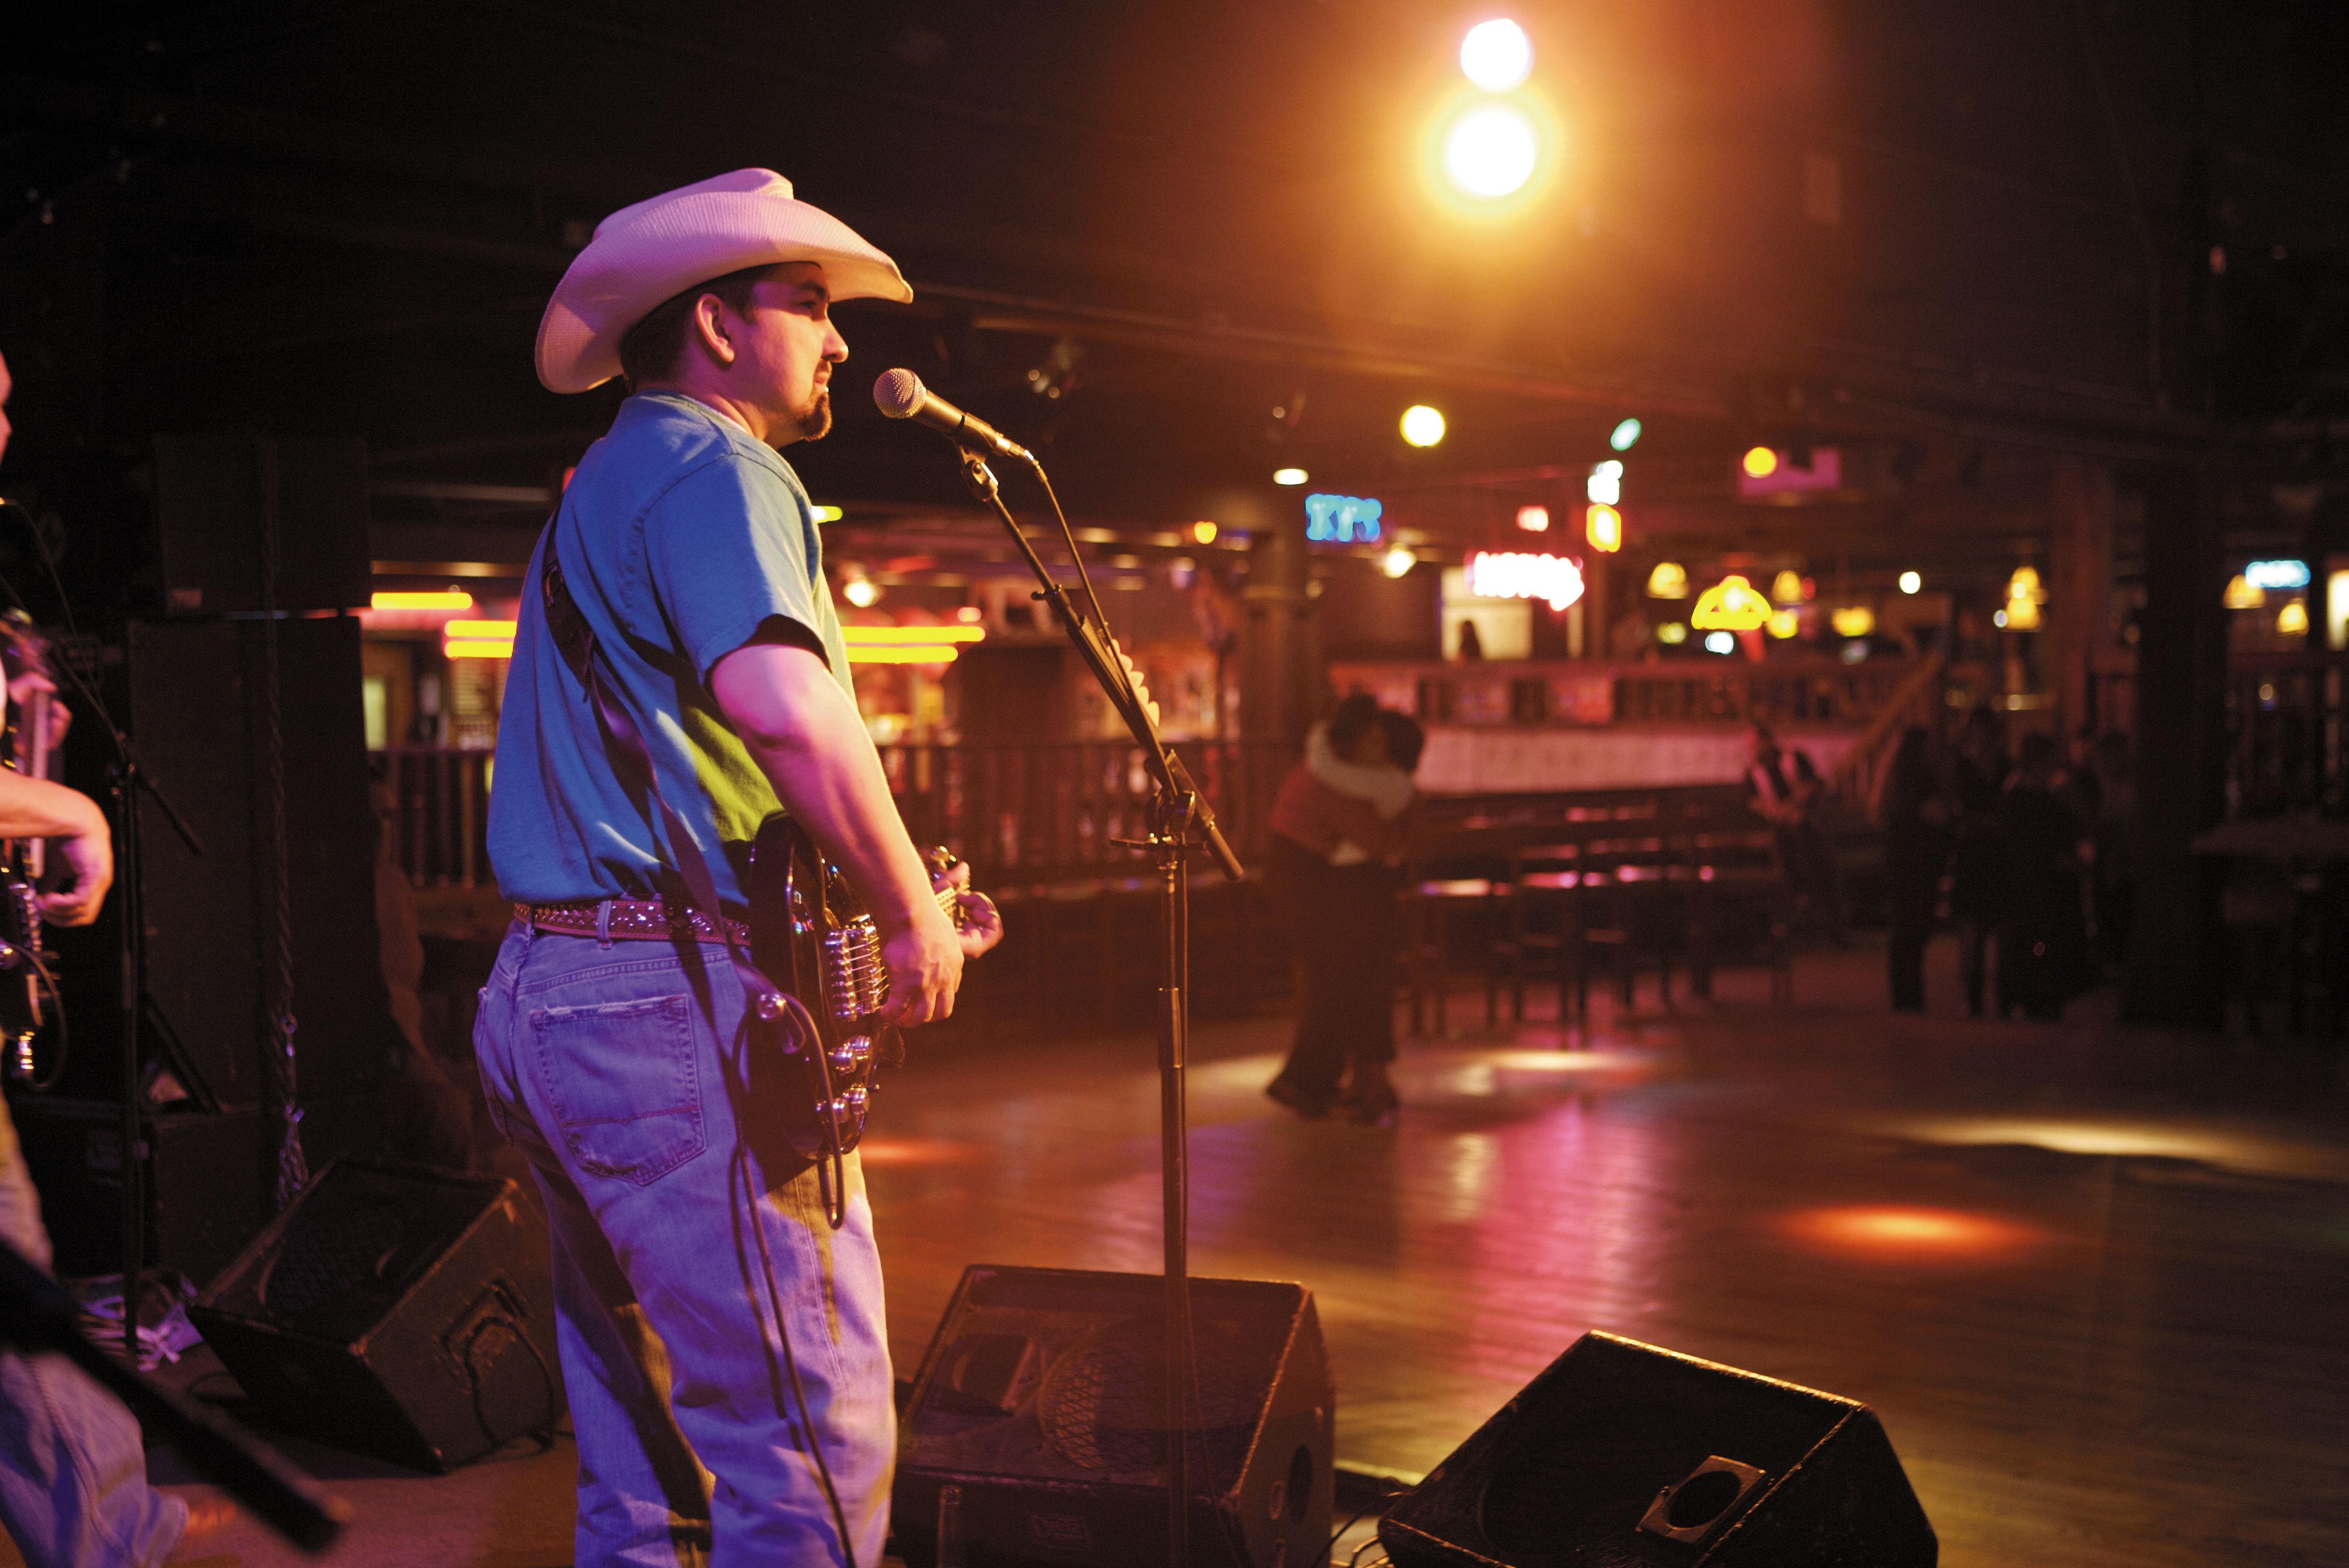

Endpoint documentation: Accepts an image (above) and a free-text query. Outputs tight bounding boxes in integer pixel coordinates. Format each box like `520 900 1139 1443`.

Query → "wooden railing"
1329 656 1929 732
379 739 1291 891
1830 653 1948 808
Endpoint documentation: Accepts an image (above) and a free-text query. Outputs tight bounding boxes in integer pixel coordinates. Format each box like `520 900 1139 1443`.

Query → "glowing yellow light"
1459 18 1533 91
1766 609 1801 640
1645 562 1688 599
1192 520 1219 544
841 625 986 644
2008 565 2046 603
1584 503 1621 553
1655 621 1688 645
1769 569 1804 604
1899 571 1922 595
2224 573 2266 610
1380 545 1417 579
1273 468 1308 486
1442 104 1539 199
443 639 514 660
1690 574 1773 632
2278 599 2310 637
1515 504 1550 533
1401 404 1447 447
445 619 517 639
1830 606 1875 638
2002 594 2041 631
842 578 881 609
1742 447 1780 479
810 504 845 523
371 590 473 612
845 645 960 665
955 605 983 623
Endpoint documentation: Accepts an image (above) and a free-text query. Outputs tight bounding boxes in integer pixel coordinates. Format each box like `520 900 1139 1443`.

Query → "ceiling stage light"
1380 545 1417 579
1742 447 1780 479
1192 520 1219 544
1899 570 1922 595
1609 417 1643 452
2278 599 2310 637
1515 505 1549 532
1401 404 1447 447
1646 561 1688 599
1459 19 1533 92
1273 467 1308 486
1442 104 1539 199
1770 569 1805 604
842 577 881 609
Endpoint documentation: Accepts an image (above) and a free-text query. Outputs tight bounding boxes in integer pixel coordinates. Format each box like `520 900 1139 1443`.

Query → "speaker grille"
1037 1316 1268 1476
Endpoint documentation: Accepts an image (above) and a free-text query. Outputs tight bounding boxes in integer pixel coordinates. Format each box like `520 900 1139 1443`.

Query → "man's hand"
41 795 111 927
941 862 1004 961
5 671 68 755
880 907 964 1027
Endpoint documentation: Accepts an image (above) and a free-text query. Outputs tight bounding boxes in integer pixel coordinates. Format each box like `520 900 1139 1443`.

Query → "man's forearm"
712 643 942 936
0 772 106 842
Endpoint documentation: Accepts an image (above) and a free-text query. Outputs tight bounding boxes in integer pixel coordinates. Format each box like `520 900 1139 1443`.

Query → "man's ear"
691 293 739 367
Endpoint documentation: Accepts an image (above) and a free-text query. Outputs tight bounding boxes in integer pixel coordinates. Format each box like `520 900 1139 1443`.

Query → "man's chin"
797 389 833 443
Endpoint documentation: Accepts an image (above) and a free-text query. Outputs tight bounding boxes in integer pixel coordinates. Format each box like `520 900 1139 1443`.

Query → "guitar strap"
531 517 859 1222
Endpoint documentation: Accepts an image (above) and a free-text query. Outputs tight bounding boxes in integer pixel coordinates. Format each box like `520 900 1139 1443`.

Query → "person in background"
0 348 228 1565
1745 724 1840 936
2084 731 2137 971
1947 704 2009 1017
1263 694 1419 1123
1996 731 2092 1019
1454 619 1484 660
1873 727 1951 1013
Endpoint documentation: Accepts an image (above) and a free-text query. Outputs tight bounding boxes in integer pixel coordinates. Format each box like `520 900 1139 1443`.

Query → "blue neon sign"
1304 492 1383 544
2245 559 2311 591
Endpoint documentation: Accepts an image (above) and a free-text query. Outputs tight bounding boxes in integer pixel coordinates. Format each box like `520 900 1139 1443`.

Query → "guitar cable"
17 944 67 1092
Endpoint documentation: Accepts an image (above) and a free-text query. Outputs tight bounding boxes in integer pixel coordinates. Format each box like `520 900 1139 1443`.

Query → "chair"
1683 818 1794 1005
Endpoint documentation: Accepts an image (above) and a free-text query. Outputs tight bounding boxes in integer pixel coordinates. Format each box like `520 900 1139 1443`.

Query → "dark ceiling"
3 0 2345 592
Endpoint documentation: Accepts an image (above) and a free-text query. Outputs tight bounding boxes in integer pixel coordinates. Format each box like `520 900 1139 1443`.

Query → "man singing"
478 171 999 1567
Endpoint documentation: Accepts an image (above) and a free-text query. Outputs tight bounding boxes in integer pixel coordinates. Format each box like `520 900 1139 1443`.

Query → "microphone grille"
873 368 926 418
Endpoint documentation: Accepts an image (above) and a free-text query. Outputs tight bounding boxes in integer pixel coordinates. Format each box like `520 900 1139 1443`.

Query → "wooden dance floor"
24 941 2347 1567
868 944 2349 1567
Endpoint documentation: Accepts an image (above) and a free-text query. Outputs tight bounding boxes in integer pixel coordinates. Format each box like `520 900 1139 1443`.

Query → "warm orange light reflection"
1783 1205 2043 1261
855 1136 983 1166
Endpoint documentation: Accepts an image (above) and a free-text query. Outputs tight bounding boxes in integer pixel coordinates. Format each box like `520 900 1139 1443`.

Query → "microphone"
872 369 1035 467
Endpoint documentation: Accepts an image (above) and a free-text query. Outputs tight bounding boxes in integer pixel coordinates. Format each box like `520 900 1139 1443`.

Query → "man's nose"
824 325 848 363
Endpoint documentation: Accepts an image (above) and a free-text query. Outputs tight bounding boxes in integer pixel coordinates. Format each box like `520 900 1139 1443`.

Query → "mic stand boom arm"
956 452 1242 1568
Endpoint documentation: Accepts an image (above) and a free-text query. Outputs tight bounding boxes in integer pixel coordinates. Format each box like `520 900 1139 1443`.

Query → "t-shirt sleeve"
640 456 826 683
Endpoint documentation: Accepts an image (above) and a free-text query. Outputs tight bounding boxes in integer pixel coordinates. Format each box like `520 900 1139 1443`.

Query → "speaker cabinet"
50 614 393 1111
151 433 370 615
189 1159 563 1473
1380 1333 1936 1568
895 1266 1333 1568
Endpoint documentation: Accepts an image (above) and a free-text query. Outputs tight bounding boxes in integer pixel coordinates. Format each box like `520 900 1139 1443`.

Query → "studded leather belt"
517 897 753 945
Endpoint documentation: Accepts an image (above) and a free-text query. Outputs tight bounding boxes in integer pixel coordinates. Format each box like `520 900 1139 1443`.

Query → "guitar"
746 813 976 1166
0 614 59 1086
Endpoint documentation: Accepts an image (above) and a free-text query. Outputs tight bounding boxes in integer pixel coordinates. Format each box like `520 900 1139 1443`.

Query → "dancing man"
478 171 999 1567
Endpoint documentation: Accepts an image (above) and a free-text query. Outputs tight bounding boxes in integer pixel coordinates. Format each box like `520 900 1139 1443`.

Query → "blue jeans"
473 923 894 1568
0 1103 186 1567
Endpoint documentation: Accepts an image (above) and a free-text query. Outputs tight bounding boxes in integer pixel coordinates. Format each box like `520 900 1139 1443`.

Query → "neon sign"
1468 550 1584 611
2246 559 2311 591
1689 574 1772 632
1305 493 1383 543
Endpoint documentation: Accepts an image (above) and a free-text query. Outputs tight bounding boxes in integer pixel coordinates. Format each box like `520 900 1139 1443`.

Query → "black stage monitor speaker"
189 1159 563 1474
1380 1333 1936 1568
895 1266 1333 1568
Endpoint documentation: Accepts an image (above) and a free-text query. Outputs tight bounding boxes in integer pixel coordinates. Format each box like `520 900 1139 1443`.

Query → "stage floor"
30 937 2349 1567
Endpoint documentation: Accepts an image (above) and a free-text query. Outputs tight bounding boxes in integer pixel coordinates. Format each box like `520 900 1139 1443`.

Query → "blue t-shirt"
488 392 853 911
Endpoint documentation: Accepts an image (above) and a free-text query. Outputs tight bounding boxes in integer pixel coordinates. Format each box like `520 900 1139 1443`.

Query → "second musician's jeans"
474 922 894 1568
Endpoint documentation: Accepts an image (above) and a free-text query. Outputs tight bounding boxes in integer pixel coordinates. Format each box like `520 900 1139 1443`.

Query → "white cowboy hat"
535 168 913 394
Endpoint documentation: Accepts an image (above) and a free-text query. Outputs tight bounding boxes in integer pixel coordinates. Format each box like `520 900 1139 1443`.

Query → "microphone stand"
955 451 1242 1568
0 1234 345 1551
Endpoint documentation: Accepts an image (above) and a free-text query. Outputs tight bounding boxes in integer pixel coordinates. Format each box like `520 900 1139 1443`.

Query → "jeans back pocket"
528 993 707 1185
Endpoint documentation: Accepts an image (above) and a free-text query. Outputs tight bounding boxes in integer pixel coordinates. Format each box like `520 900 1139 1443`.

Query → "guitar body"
746 813 963 1163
